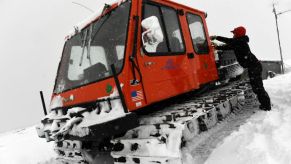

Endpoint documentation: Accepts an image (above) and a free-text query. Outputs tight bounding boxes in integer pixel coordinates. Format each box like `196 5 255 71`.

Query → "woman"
211 26 271 111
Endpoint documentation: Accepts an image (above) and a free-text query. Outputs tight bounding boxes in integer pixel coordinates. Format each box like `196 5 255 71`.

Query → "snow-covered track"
111 81 254 164
188 97 259 164
51 81 255 164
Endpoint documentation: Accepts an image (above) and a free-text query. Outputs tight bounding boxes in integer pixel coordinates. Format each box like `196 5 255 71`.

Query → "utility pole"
272 4 291 74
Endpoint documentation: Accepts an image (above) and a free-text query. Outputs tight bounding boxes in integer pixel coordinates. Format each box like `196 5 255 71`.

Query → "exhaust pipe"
39 91 47 115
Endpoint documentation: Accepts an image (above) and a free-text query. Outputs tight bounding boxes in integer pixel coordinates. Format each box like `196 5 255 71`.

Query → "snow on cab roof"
65 0 206 40
65 0 126 40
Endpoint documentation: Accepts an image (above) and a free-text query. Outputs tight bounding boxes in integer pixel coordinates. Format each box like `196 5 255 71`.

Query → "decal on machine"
131 90 144 102
136 102 142 107
203 62 209 69
162 59 178 70
63 95 74 103
106 83 113 94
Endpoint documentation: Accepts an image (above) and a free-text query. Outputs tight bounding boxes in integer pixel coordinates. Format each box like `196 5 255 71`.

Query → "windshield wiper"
79 29 88 66
79 3 112 67
86 24 93 66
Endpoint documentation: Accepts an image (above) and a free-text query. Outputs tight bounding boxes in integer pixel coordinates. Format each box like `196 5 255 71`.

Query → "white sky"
0 0 290 133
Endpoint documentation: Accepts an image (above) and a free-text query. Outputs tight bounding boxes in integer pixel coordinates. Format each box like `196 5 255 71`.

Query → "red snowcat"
36 0 248 163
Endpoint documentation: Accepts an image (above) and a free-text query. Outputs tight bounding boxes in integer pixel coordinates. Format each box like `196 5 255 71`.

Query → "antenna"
72 2 94 13
271 1 291 74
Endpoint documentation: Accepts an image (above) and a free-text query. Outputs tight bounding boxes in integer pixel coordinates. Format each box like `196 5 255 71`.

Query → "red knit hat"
231 26 246 38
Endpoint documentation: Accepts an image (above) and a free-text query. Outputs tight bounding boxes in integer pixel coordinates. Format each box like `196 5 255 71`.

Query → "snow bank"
284 59 291 74
205 63 291 164
0 127 55 164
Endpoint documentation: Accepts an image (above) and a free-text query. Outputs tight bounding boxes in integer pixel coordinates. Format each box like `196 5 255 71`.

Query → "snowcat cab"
36 0 244 163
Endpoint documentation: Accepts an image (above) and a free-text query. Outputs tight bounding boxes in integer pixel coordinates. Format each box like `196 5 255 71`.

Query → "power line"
72 2 94 13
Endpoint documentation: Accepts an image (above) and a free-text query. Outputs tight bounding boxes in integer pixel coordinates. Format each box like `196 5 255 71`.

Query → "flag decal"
131 90 143 102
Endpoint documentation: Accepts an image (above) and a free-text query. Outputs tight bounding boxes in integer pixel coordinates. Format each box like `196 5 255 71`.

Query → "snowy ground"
204 63 291 164
0 61 290 164
0 127 55 164
184 98 259 164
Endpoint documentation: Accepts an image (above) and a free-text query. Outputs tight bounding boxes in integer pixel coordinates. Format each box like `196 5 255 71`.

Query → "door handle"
187 53 195 59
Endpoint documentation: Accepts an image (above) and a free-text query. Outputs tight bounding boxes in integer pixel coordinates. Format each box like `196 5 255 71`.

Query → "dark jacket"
215 35 260 69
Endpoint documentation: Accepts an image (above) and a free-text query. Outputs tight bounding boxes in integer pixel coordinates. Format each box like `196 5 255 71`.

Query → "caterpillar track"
52 80 255 164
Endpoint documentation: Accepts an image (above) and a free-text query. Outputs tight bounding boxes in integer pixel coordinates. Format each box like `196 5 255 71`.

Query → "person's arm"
215 36 234 44
210 36 234 50
215 44 232 50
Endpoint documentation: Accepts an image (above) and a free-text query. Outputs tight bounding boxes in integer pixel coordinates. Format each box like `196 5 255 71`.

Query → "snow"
1 71 291 164
35 85 127 140
285 61 291 74
204 60 291 164
0 127 55 164
71 87 126 129
49 87 126 138
53 117 83 137
141 16 164 52
49 95 63 109
75 100 124 126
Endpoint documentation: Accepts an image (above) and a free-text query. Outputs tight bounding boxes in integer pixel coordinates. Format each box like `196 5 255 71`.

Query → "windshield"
54 1 130 93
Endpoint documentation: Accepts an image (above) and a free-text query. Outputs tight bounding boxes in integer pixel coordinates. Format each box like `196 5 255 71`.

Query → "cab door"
183 10 218 85
137 1 195 104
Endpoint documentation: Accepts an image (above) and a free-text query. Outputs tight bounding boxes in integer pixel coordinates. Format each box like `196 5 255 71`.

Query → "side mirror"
141 16 164 51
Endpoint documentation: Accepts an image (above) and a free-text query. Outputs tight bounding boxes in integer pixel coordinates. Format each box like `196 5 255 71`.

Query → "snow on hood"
67 85 126 137
49 95 63 109
72 86 126 127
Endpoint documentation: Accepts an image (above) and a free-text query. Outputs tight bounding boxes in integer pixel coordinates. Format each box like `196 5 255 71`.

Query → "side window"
161 7 185 53
143 3 185 54
187 13 209 54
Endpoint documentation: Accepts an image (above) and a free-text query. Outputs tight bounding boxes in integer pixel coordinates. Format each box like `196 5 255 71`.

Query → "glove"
211 42 218 48
210 35 217 40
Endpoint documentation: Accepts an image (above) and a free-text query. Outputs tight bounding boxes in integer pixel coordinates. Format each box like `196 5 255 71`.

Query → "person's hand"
210 35 217 40
211 42 218 48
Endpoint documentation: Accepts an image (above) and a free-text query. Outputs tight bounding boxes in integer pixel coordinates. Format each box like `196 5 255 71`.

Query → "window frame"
53 1 132 94
186 12 210 55
141 1 186 56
